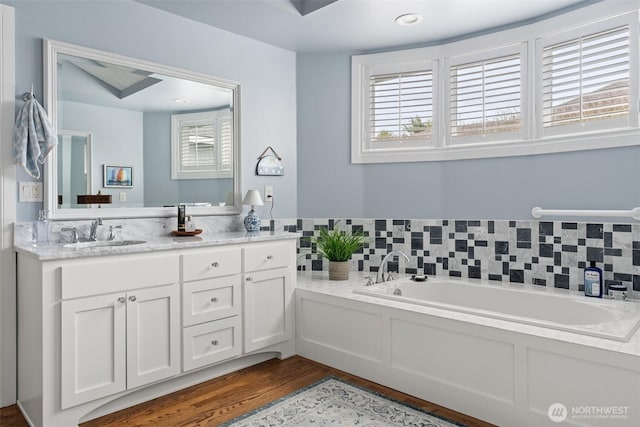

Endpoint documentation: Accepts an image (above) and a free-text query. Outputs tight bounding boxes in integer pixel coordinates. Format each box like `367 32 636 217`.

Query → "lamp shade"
242 189 264 206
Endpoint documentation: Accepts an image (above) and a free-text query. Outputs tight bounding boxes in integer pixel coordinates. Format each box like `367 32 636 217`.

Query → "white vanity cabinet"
16 234 297 427
58 254 181 408
243 242 295 353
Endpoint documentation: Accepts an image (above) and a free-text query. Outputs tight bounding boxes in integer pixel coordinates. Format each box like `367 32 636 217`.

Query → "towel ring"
22 84 35 102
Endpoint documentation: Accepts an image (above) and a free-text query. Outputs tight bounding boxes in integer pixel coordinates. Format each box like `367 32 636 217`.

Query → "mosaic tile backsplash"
266 218 640 300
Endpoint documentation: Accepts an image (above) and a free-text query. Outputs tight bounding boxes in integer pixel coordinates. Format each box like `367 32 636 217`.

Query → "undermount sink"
63 240 146 249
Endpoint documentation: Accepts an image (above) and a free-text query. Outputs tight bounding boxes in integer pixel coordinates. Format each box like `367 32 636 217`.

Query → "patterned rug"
220 377 465 426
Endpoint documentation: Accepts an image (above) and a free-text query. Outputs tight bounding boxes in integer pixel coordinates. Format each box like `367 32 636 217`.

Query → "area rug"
220 376 466 426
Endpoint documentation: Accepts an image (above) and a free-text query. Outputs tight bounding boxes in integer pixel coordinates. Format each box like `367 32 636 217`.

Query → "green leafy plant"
310 225 367 262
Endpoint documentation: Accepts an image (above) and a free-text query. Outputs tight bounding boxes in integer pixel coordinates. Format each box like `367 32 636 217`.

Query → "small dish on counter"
172 229 203 236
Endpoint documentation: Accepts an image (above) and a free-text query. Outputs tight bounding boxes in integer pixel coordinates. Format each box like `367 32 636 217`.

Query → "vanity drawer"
243 242 293 273
182 247 241 282
61 254 179 299
182 316 241 372
182 276 241 326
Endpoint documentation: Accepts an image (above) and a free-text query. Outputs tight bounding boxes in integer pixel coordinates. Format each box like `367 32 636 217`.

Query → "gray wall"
9 0 297 221
296 53 640 220
9 1 640 222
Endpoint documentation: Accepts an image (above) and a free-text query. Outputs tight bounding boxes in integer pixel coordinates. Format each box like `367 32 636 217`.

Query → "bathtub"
354 278 640 342
297 274 640 426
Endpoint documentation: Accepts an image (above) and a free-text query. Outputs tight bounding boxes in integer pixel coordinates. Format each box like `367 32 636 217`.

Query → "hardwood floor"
1 356 495 426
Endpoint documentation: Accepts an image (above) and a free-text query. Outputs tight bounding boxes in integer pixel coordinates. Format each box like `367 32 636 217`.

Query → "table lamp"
242 189 264 232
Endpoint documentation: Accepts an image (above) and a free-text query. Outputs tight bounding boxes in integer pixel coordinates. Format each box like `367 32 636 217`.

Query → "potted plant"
310 225 367 280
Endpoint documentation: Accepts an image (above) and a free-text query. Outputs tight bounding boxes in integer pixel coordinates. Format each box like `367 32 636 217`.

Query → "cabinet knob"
246 277 253 282
211 340 218 346
117 297 126 304
266 255 273 260
129 295 137 302
210 261 219 268
210 297 218 303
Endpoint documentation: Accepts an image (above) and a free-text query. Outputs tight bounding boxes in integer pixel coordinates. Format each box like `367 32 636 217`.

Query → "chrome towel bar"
531 207 640 220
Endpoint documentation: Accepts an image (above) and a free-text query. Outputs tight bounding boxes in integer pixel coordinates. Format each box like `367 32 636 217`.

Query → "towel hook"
22 84 34 102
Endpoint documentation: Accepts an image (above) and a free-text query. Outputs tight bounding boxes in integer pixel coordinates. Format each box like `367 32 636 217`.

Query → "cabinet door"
61 293 126 409
243 267 294 353
126 284 181 389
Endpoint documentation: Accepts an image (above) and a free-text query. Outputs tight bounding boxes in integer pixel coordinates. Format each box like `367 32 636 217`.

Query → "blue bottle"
584 260 603 298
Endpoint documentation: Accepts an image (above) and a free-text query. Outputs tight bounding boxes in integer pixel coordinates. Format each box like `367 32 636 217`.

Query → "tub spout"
376 250 410 283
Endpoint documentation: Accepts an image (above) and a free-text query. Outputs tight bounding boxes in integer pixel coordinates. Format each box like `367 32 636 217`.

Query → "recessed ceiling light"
395 13 423 26
173 98 190 104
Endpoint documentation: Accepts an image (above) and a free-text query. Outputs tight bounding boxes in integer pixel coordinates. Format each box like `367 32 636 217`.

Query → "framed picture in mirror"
103 165 133 188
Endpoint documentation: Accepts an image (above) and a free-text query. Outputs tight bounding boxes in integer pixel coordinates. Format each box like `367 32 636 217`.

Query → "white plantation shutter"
541 25 630 133
369 70 434 145
450 53 521 141
171 110 233 179
218 115 232 172
180 122 215 170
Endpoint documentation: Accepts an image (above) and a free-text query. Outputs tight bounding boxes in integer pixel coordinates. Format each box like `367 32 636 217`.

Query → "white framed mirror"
43 39 241 219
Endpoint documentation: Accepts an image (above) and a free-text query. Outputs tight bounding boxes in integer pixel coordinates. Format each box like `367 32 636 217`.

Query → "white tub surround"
296 273 640 427
16 231 298 427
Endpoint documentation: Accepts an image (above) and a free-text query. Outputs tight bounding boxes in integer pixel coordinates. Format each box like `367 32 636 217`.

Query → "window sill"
351 128 640 164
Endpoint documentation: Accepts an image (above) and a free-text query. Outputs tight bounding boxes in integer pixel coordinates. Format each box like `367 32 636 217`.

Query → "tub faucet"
376 250 410 283
89 218 103 241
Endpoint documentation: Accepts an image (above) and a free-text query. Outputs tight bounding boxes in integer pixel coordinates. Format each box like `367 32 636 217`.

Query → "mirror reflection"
56 130 92 209
45 40 240 218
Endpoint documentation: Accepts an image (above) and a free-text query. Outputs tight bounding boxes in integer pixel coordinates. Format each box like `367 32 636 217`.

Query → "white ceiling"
138 0 597 53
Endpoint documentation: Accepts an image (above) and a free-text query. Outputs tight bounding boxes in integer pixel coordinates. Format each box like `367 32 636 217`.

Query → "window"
352 8 639 163
369 69 434 145
352 54 438 163
171 110 233 179
539 25 631 136
448 48 524 144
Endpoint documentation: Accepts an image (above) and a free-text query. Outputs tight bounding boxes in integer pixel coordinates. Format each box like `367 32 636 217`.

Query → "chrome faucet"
107 225 122 241
61 227 79 243
89 218 103 241
376 250 410 283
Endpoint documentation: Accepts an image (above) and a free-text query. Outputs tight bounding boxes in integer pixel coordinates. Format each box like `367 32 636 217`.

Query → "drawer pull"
211 340 219 346
266 255 273 260
210 262 219 268
246 277 253 282
117 297 126 304
210 297 219 303
129 295 137 302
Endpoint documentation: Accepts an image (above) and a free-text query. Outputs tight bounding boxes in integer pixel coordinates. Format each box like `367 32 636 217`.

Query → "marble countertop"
296 271 640 358
15 231 300 261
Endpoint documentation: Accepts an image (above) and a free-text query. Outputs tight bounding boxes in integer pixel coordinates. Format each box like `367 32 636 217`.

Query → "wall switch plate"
119 192 127 202
19 182 43 202
264 185 274 201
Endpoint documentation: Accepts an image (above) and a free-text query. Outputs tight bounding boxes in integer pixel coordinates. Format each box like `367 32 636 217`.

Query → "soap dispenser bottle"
32 209 50 245
584 260 603 298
